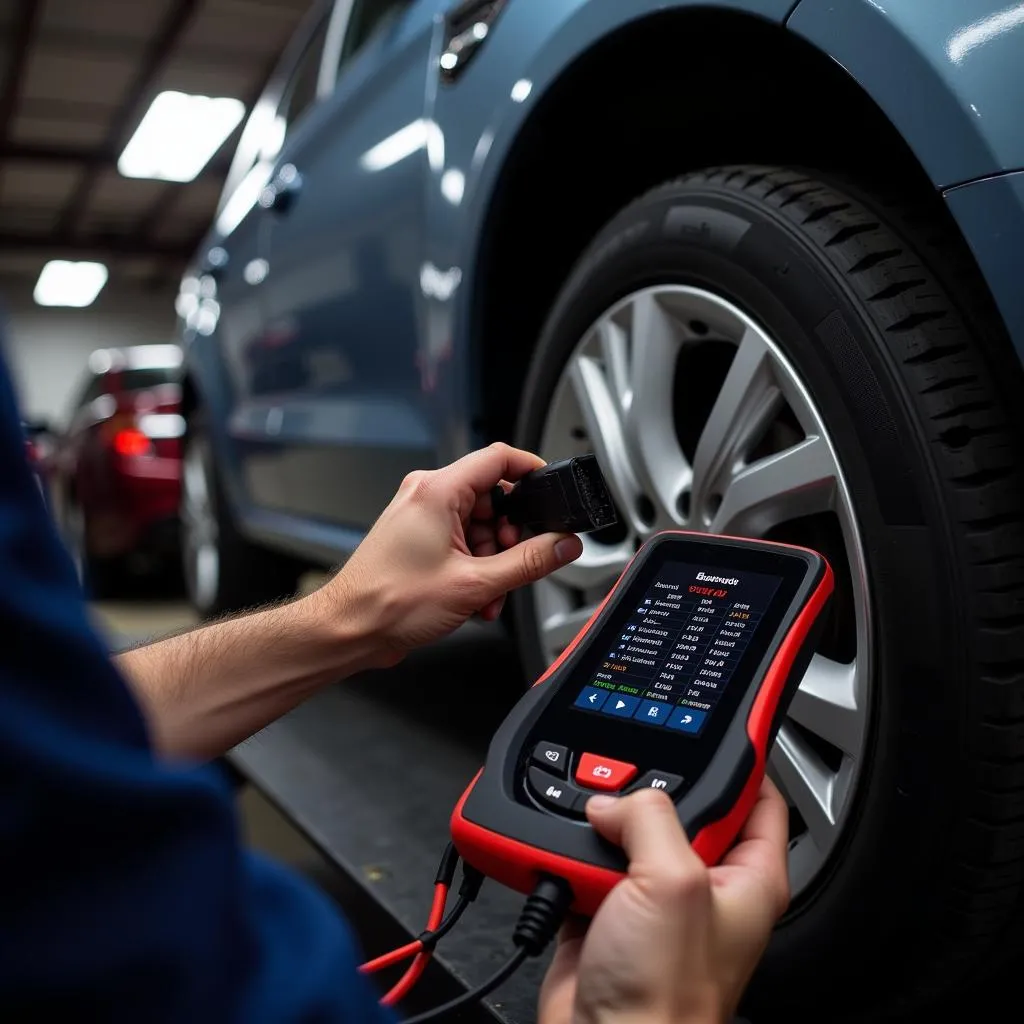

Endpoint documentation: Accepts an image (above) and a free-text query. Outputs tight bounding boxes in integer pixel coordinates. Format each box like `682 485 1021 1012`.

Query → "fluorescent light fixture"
34 260 108 307
118 91 245 182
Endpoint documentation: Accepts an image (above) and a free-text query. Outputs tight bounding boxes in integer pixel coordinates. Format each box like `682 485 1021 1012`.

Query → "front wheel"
512 166 1024 1020
181 415 304 618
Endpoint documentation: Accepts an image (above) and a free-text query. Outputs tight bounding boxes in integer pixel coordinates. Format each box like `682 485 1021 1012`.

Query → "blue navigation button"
635 699 671 726
575 685 609 712
667 706 707 733
603 693 641 718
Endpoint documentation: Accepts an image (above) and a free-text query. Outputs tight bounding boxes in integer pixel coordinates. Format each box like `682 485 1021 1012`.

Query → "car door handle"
259 164 303 214
439 0 509 82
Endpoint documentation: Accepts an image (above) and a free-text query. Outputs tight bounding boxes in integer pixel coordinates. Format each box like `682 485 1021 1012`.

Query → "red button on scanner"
576 752 638 792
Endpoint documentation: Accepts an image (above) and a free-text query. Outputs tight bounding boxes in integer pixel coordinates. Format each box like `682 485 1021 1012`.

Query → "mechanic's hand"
327 443 582 662
538 779 790 1024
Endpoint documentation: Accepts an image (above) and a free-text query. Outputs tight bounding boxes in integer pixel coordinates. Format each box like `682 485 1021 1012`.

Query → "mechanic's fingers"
479 595 505 621
497 520 520 550
470 478 513 522
467 520 499 557
716 778 790 915
474 532 581 593
445 443 545 516
741 777 788 847
538 924 583 1024
586 788 706 883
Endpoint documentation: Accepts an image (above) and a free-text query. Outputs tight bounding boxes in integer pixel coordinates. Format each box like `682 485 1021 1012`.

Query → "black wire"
417 895 469 950
434 842 460 887
401 947 529 1024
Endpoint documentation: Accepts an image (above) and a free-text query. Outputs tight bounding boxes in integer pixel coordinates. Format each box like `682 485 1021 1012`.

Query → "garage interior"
0 1 531 1020
4 1 1024 1022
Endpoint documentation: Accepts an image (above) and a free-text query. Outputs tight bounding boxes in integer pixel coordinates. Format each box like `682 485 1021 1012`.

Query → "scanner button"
576 752 637 792
628 770 684 797
528 767 583 814
574 685 609 712
531 741 569 777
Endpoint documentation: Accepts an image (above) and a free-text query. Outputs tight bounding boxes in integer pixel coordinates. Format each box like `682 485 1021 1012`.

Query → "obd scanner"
452 531 833 915
360 481 834 1018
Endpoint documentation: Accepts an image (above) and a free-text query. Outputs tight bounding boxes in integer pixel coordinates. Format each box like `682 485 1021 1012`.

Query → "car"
49 344 185 597
176 0 1024 1018
21 418 56 502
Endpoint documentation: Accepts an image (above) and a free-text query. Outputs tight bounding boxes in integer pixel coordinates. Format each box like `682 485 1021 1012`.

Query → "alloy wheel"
533 285 872 897
181 440 220 612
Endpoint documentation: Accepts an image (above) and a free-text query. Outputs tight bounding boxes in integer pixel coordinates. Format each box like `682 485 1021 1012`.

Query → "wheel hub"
534 285 872 898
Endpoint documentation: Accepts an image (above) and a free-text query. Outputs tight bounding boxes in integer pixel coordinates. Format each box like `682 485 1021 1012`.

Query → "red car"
49 345 184 596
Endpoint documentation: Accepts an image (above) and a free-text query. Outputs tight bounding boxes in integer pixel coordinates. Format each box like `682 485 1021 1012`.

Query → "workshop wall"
1 281 176 426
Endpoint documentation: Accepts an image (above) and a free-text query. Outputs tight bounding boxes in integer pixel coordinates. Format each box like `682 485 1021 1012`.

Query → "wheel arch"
467 5 1006 446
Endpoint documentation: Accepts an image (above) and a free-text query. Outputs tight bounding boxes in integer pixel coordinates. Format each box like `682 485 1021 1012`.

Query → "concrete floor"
91 592 336 880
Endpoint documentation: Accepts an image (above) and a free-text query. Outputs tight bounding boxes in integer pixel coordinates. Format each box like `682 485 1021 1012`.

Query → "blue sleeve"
0 349 394 1023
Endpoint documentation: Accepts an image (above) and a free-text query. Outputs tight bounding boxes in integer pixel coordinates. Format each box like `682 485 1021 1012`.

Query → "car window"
281 21 329 130
214 5 330 225
119 368 180 392
339 0 408 71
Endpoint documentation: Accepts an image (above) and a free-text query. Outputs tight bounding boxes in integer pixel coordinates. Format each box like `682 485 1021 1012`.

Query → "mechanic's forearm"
116 580 387 761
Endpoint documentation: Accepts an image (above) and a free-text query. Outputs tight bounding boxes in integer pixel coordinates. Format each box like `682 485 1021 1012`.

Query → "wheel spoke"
183 451 208 505
542 605 595 653
710 435 837 535
553 538 632 593
537 284 871 901
690 326 782 525
770 722 839 852
787 654 863 756
597 318 631 412
623 291 690 518
568 352 645 531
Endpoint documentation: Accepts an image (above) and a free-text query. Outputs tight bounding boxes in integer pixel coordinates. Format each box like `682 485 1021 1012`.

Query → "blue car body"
179 0 1024 563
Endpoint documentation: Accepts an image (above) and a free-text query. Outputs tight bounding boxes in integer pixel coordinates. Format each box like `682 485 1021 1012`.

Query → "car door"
253 0 440 528
206 2 333 509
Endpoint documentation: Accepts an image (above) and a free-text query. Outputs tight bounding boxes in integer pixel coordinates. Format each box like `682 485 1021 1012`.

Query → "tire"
181 414 304 618
511 166 1024 1021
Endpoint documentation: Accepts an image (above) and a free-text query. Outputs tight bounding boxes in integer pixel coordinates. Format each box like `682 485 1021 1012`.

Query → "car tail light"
111 427 153 457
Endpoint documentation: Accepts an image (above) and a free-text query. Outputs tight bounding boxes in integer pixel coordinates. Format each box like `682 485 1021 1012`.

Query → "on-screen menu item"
573 560 782 736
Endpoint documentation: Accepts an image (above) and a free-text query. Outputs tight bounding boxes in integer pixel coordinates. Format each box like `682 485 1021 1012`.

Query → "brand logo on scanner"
696 571 739 585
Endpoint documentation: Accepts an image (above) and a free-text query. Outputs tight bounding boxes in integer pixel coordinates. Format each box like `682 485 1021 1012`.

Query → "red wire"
360 939 422 974
379 882 449 1007
381 949 432 1007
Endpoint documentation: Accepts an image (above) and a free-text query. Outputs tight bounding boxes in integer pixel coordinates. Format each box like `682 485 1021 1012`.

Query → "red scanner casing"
451 531 834 916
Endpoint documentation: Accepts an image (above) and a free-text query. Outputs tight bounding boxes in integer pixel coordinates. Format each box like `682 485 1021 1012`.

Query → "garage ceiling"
0 0 312 289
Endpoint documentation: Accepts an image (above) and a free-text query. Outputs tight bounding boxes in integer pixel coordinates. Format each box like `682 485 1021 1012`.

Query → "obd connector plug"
492 454 618 535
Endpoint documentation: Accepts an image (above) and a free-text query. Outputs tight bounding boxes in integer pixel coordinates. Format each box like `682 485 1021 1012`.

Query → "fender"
790 0 1024 362
788 0 1024 189
421 0 796 462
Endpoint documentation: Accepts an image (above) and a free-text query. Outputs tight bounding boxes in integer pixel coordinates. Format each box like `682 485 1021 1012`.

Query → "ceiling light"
118 91 245 183
33 260 108 307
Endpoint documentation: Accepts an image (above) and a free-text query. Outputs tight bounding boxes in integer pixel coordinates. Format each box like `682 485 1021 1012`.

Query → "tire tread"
666 165 1024 1007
